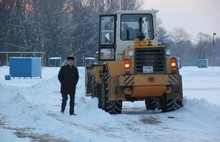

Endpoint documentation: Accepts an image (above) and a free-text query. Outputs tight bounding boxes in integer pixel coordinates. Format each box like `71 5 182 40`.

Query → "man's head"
66 56 74 66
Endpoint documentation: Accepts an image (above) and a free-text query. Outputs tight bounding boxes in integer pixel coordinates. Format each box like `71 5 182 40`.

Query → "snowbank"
0 66 220 142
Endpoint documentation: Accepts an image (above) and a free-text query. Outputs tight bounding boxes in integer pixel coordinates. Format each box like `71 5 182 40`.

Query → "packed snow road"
0 66 220 142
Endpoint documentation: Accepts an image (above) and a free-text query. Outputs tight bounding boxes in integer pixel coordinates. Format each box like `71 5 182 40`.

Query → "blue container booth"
9 57 42 78
197 59 208 68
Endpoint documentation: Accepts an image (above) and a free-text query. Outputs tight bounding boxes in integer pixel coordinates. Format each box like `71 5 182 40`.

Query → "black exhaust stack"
137 17 145 41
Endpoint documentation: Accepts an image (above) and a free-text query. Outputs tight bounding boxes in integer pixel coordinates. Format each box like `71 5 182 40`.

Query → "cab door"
99 15 116 61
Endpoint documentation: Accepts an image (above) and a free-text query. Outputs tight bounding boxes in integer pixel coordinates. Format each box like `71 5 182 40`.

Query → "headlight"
166 50 171 56
128 50 133 57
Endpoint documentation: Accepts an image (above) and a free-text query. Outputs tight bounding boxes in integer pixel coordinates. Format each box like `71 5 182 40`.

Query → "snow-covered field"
0 66 220 142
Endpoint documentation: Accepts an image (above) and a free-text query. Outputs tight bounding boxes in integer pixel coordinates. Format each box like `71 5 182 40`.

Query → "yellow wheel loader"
85 10 183 114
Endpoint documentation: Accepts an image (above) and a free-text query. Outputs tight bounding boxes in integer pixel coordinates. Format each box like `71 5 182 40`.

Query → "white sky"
143 0 220 40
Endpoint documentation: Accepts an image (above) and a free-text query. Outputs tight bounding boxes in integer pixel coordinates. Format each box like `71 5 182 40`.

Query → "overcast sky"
143 0 220 41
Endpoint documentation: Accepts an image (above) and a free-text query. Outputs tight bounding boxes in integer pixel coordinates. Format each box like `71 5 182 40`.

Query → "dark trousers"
61 93 75 115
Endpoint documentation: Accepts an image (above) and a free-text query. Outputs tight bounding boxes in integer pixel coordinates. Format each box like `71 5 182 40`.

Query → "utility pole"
213 32 216 65
213 32 216 48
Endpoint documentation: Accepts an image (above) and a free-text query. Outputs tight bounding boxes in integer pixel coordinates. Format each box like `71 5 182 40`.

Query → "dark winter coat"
58 65 79 94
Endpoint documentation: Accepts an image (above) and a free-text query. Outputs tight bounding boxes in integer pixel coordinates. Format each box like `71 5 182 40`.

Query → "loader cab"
99 10 159 61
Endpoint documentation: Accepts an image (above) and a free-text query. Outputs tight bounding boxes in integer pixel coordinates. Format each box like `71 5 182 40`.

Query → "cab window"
100 16 115 45
120 14 154 40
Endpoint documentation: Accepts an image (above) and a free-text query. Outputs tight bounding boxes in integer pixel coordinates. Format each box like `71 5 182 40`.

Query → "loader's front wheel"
160 94 183 112
103 73 122 114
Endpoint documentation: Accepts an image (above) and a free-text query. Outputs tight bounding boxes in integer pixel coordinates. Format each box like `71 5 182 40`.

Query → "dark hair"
66 56 74 60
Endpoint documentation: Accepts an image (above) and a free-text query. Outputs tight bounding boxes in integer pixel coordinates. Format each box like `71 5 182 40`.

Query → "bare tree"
169 28 191 55
0 0 14 51
0 0 142 66
168 28 193 65
0 0 28 51
156 18 169 47
215 37 220 65
196 32 212 59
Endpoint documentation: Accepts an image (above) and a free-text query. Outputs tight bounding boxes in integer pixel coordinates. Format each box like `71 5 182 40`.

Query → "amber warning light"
124 59 130 74
171 58 177 73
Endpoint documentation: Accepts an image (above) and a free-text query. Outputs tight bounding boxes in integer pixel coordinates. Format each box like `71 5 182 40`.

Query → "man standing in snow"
58 56 79 115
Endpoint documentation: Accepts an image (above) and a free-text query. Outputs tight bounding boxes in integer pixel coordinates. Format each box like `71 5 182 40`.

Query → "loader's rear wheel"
145 97 160 110
92 76 102 109
91 76 97 98
97 86 102 109
103 73 122 114
160 94 183 112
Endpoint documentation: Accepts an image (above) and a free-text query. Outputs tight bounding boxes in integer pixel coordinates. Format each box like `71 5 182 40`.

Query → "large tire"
91 76 97 98
91 76 103 109
103 73 122 114
160 94 183 112
145 97 160 110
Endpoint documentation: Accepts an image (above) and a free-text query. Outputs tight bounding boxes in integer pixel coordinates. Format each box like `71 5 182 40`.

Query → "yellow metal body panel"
132 86 166 97
134 38 148 47
108 76 125 100
114 74 182 99
106 61 124 76
118 74 181 86
94 66 103 84
85 65 95 95
85 64 103 96
166 76 183 100
166 58 171 73
134 74 169 85
106 73 183 100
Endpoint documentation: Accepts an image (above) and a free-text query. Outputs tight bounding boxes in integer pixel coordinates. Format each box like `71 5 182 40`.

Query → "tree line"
0 0 219 66
0 0 141 66
158 24 220 66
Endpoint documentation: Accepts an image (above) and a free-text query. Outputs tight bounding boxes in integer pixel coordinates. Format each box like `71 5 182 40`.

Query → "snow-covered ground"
0 66 220 142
